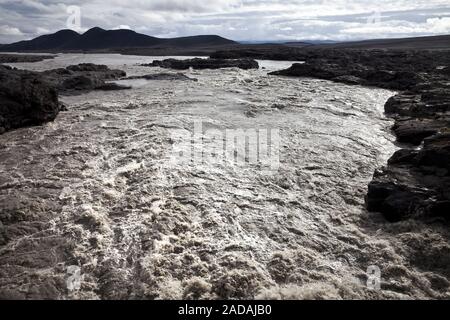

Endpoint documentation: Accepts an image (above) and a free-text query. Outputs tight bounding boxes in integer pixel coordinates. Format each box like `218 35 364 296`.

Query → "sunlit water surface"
1 54 448 300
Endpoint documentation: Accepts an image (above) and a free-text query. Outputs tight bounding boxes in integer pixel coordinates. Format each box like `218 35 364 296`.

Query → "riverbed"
1 54 448 299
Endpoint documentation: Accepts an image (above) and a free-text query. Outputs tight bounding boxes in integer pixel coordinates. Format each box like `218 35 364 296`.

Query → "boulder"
364 70 421 90
145 58 259 70
0 63 130 134
95 83 132 91
42 63 127 94
392 118 445 145
65 63 109 72
0 54 55 63
385 93 422 116
61 75 99 91
0 65 59 134
270 62 342 79
418 133 450 170
124 73 198 81
366 133 450 222
331 75 364 85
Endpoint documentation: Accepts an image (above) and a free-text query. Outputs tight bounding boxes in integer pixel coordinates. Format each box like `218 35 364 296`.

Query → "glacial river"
1 54 448 299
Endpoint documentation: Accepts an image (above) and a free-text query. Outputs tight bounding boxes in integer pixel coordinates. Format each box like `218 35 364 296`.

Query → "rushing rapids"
1 54 449 299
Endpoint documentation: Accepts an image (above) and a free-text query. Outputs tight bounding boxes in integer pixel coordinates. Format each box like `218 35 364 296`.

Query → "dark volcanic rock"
42 63 127 94
65 63 110 72
0 65 59 134
124 73 198 81
392 118 448 145
385 93 423 116
211 47 305 60
367 133 450 222
368 77 450 221
0 54 56 63
0 63 129 134
363 70 423 90
366 174 435 222
95 83 132 91
58 76 130 91
331 75 364 85
419 133 450 170
270 58 424 90
215 48 450 74
266 48 450 223
61 75 98 91
144 58 259 70
271 62 341 79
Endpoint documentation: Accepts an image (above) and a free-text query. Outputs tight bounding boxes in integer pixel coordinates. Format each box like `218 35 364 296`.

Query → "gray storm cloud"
0 0 449 43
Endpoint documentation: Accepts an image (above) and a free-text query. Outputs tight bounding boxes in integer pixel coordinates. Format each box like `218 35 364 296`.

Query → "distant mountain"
0 27 236 52
239 40 310 46
59 27 164 50
238 40 338 46
3 30 79 51
4 29 447 54
318 35 450 50
238 36 450 49
163 35 237 47
301 40 339 45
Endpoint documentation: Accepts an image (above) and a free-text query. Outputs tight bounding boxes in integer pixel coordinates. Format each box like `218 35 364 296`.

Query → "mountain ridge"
0 27 236 52
316 34 450 49
2 29 448 54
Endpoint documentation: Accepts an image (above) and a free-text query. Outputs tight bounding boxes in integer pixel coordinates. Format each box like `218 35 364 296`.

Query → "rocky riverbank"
0 57 266 136
0 63 129 135
123 73 198 82
1 52 449 299
143 58 259 70
0 65 60 134
41 63 129 95
0 54 56 63
0 57 409 299
262 49 450 223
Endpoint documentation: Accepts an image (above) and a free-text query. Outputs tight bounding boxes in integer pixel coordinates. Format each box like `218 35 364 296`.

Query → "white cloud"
0 25 23 36
36 27 50 34
114 25 131 30
341 16 450 36
426 17 450 33
0 0 449 42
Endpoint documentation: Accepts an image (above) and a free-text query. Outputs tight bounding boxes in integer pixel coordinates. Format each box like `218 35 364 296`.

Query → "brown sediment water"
1 54 449 300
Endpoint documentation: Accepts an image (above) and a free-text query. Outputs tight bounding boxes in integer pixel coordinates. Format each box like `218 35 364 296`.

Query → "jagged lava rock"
42 63 127 94
367 133 450 222
124 73 198 81
266 48 450 223
0 54 55 63
0 65 59 134
144 58 259 70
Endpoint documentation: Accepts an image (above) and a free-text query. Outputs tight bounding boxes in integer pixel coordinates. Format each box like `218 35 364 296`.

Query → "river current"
1 54 449 299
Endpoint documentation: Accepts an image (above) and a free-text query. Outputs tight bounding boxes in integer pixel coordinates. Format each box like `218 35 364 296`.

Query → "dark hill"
0 27 236 52
164 35 236 47
60 27 164 50
3 30 80 51
318 34 450 50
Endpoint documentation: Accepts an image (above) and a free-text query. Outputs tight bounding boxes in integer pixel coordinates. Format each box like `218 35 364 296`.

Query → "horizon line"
2 26 450 45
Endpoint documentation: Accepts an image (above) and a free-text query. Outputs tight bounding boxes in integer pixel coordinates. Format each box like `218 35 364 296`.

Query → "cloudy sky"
0 0 449 43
